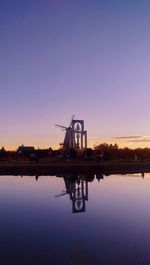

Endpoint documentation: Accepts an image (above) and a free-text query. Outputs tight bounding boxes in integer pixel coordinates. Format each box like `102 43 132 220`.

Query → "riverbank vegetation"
1 142 150 176
1 143 150 163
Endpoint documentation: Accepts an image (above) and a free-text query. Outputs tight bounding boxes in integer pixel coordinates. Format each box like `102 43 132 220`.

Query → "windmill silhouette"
55 115 87 150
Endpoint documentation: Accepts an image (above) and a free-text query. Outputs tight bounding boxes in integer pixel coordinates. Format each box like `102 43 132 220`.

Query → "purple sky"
1 0 150 150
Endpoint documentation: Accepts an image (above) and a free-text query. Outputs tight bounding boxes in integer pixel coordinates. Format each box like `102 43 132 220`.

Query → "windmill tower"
55 115 87 150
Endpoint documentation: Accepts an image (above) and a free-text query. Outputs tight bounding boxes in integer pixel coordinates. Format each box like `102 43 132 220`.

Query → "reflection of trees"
55 174 104 214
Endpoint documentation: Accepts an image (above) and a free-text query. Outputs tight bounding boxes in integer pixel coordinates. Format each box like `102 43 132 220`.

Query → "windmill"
55 115 87 150
55 115 75 149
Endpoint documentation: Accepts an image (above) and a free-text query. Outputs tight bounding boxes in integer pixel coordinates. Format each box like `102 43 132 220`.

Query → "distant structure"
17 145 35 155
56 115 87 150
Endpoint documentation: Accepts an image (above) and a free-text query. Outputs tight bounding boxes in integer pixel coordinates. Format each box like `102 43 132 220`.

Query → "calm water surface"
0 173 150 265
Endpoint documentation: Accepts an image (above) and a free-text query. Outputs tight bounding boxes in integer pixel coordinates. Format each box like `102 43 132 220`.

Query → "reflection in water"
56 176 88 213
1 172 150 264
33 172 145 214
55 174 104 213
29 172 145 215
35 175 39 181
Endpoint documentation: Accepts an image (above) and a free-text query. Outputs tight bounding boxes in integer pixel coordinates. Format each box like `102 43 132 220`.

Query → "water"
0 173 150 265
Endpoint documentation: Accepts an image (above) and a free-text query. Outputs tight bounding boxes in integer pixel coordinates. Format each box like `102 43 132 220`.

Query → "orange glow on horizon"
2 136 150 151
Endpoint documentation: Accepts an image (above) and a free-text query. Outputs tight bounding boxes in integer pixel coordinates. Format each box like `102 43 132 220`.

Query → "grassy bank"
0 160 150 176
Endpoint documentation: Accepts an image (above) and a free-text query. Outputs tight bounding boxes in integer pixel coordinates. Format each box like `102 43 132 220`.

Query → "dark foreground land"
1 160 150 176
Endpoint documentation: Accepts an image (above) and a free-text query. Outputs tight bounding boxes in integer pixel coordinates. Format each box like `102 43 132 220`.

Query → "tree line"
0 143 150 162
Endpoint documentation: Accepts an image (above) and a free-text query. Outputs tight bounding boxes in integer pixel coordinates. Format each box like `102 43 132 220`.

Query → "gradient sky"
1 0 150 150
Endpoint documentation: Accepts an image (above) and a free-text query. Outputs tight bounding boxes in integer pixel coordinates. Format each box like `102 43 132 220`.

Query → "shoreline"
0 161 150 176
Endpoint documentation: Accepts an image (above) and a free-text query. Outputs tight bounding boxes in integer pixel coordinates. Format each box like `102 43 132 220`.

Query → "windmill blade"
69 114 75 127
55 191 67 198
55 124 67 129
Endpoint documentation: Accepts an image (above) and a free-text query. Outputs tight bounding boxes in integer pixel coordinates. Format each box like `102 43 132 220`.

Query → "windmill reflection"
20 173 104 213
55 175 88 213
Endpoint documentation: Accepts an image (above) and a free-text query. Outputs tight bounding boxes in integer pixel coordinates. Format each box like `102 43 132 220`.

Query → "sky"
1 0 150 150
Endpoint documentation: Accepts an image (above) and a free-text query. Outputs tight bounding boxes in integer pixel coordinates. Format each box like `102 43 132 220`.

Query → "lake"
0 173 150 265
